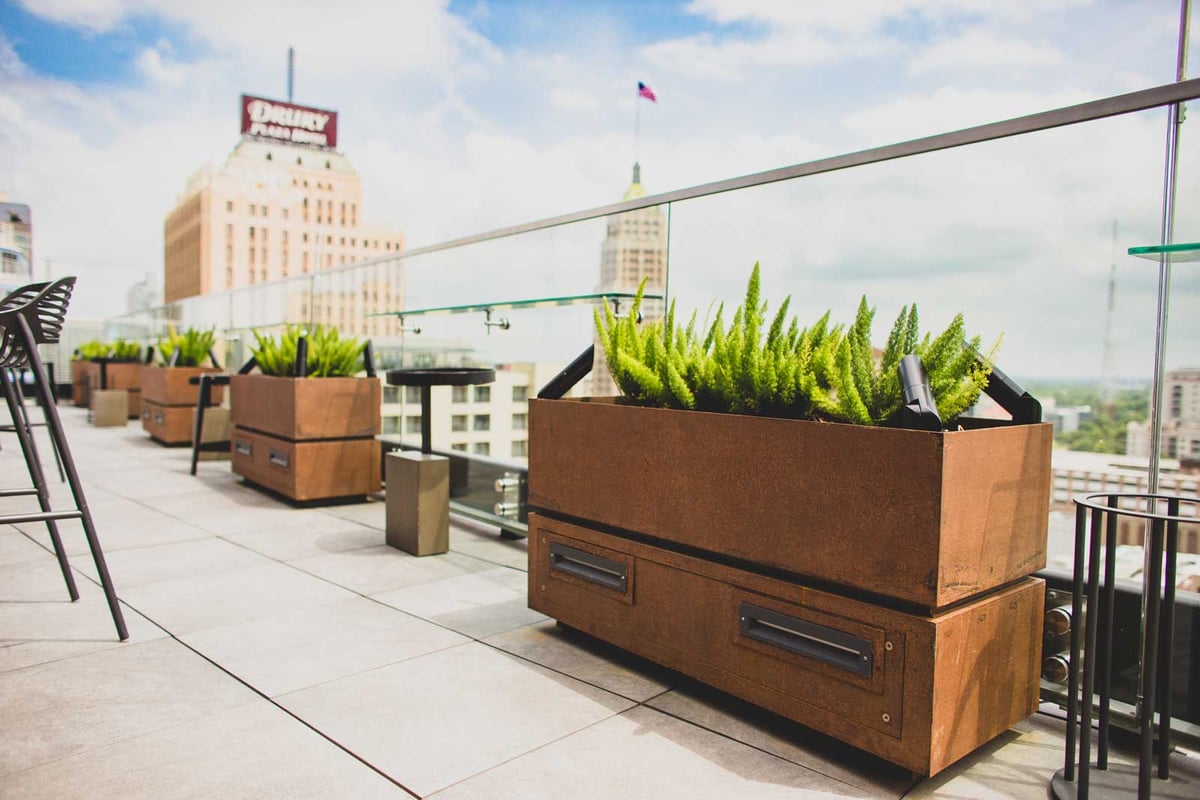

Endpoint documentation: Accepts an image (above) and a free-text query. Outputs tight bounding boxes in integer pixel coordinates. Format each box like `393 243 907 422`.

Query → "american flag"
637 81 657 102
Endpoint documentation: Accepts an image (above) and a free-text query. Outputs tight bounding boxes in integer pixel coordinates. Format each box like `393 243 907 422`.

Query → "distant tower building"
163 95 405 337
0 196 33 295
591 163 668 395
1126 367 1200 458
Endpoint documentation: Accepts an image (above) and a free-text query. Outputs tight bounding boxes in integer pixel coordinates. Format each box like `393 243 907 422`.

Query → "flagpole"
635 85 641 164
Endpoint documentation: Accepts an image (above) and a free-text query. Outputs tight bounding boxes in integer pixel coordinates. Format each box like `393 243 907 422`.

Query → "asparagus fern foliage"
594 264 999 427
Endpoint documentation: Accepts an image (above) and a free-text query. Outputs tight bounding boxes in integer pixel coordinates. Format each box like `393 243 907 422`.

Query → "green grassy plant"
595 264 999 428
250 324 365 378
159 326 216 367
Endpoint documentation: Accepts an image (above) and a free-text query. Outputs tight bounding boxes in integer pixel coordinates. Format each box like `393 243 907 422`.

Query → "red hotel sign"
241 95 338 150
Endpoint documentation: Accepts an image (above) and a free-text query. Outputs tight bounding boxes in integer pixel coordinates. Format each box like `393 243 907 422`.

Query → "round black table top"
386 367 495 387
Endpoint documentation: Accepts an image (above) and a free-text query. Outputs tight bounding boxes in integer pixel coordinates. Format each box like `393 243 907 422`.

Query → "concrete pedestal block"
91 390 129 427
386 452 449 556
194 407 232 461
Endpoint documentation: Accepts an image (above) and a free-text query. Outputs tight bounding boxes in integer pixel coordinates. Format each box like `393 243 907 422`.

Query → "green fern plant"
250 324 364 378
108 339 142 361
76 340 108 360
159 326 216 367
595 264 999 428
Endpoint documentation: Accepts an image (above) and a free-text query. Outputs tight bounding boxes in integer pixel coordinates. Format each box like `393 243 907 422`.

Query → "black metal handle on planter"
268 449 289 468
898 354 942 431
234 440 252 456
548 541 626 592
739 603 873 678
538 345 594 399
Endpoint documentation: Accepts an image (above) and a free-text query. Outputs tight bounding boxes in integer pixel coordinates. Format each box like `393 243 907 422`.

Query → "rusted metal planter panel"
529 398 1051 612
230 374 380 441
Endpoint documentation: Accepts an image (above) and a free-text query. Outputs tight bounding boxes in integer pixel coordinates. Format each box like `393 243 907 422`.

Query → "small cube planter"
140 365 225 445
230 374 381 502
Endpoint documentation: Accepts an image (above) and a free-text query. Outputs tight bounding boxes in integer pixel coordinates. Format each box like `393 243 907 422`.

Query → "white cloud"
909 29 1064 75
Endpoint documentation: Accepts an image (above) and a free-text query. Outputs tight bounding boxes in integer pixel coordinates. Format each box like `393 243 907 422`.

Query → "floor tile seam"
0 612 173 677
226 637 475 700
171 535 485 650
0 694 270 781
421 709 634 798
637 699 885 797
472 635 673 705
446 543 529 573
95 593 424 800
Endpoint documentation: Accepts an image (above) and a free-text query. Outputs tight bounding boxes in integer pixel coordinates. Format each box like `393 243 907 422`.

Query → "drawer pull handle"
268 449 290 468
235 440 252 456
739 602 873 678
155 412 164 424
549 542 627 592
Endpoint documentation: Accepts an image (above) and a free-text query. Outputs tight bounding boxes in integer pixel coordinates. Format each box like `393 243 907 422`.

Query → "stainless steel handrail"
111 76 1200 324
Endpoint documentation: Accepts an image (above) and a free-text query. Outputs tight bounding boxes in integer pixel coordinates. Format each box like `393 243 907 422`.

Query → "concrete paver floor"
2 406 1196 798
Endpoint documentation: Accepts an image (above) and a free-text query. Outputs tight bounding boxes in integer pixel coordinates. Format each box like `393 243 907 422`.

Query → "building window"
382 417 400 435
512 413 527 431
249 227 255 239
404 386 422 404
512 386 527 403
473 415 490 431
473 442 490 456
451 443 468 452
226 201 233 212
405 416 423 434
250 204 257 215
452 386 468 403
282 208 289 220
262 205 269 217
511 440 527 458
474 386 491 403
451 414 468 432
383 386 399 403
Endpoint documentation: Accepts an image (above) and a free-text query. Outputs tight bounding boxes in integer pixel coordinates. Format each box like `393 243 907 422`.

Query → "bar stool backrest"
0 277 76 369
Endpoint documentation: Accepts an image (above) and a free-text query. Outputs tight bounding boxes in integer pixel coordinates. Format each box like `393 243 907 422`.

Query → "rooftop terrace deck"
2 405 1194 798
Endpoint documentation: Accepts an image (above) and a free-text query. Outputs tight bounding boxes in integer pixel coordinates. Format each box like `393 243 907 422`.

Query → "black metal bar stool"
0 368 66 482
0 278 127 640
1052 491 1198 799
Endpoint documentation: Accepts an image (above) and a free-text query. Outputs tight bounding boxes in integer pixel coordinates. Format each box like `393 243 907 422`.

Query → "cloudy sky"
1 0 1198 379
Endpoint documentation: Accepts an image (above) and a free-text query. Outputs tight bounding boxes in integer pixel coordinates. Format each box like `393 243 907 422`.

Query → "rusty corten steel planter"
229 374 381 501
528 397 1053 613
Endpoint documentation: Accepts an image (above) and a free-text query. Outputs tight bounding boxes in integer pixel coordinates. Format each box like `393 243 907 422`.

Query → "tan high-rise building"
164 102 405 337
591 163 668 396
0 196 34 296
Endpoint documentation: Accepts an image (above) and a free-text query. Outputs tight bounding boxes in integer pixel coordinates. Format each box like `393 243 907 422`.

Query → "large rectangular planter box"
230 374 379 440
86 362 141 419
529 398 1053 613
528 513 1044 776
141 365 225 406
231 426 381 501
230 375 381 501
141 366 225 445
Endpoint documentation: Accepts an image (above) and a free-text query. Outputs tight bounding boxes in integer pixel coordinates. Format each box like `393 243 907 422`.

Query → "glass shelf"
1127 242 1200 263
368 291 664 319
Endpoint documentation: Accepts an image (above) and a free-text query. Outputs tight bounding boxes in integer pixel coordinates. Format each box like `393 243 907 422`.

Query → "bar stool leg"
18 318 127 641
16 376 67 482
190 376 209 476
0 370 79 601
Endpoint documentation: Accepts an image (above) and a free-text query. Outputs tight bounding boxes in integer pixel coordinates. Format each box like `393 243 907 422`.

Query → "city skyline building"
163 95 406 338
1127 367 1200 461
590 162 668 396
0 195 34 296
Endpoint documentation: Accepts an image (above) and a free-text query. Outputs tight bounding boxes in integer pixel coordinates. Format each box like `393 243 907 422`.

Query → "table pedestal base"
386 451 449 556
